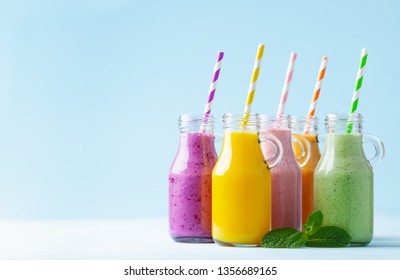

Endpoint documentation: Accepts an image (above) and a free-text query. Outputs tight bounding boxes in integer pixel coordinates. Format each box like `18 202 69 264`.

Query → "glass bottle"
292 116 321 224
314 113 385 246
260 114 311 231
168 114 217 243
212 113 282 247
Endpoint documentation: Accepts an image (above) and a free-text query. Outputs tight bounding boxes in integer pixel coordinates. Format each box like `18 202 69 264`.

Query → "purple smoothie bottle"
168 114 217 243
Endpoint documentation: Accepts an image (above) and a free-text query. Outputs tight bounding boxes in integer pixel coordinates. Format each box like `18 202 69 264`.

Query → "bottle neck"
324 113 363 134
260 115 296 159
179 114 214 134
220 114 264 163
222 113 260 133
291 116 319 135
220 130 265 164
259 114 292 130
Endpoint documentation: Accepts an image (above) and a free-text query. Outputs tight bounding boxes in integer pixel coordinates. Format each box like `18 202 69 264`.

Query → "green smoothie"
314 133 373 245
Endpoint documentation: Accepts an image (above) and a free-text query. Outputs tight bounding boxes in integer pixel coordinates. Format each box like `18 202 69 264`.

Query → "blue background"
0 0 398 220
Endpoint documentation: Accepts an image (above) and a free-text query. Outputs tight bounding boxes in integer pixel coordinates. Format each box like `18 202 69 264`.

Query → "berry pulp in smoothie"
169 132 217 242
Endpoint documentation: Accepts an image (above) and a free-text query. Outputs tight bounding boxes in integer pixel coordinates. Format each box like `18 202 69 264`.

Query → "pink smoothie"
168 132 217 242
261 128 302 231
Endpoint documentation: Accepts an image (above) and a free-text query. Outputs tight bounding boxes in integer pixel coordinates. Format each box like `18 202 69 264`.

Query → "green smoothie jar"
314 113 384 246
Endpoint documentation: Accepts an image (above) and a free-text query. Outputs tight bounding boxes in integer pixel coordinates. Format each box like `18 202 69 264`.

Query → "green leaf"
305 226 352 248
261 227 299 248
287 232 309 248
303 210 323 236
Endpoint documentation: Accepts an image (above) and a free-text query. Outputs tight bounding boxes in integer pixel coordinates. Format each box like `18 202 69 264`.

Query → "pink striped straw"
277 52 298 115
200 51 224 132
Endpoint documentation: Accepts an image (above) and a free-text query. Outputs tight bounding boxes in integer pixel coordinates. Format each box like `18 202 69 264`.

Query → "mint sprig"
306 226 351 248
287 232 308 248
261 210 352 248
261 227 298 248
303 210 323 236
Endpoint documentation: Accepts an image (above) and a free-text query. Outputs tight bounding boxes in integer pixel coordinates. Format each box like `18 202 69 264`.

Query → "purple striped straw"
200 51 224 132
203 52 224 115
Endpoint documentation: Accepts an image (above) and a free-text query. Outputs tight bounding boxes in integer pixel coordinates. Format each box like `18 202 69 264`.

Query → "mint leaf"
287 232 309 248
305 226 351 248
303 210 323 236
261 227 299 248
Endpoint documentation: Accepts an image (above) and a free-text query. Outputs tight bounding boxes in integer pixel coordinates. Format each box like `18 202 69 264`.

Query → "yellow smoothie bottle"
212 113 282 246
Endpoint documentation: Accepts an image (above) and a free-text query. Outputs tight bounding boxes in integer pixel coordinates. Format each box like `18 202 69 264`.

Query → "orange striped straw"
304 56 328 133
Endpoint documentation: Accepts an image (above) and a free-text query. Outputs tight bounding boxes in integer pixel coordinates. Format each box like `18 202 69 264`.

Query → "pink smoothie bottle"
168 114 217 243
260 114 310 231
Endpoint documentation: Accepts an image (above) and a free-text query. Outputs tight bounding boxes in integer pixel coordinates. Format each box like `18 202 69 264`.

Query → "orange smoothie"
212 131 271 246
293 134 321 224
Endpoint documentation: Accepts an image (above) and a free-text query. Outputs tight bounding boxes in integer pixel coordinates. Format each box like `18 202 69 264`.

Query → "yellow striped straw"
242 44 265 126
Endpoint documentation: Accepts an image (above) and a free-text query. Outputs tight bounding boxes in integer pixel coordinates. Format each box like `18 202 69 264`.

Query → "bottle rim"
259 114 292 129
325 113 363 122
222 113 260 129
179 113 215 122
290 115 319 123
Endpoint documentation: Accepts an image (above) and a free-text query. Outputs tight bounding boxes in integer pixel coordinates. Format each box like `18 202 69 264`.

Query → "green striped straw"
347 48 368 133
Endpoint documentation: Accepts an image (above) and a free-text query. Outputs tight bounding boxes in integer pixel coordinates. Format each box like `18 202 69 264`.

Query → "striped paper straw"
200 51 224 132
242 44 265 125
304 56 328 133
347 48 368 133
203 51 224 116
277 52 297 115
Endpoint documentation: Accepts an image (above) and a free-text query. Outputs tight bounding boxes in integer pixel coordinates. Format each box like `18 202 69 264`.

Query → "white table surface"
0 215 399 260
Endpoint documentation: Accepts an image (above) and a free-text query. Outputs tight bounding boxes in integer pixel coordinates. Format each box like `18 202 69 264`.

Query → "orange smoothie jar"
292 116 321 224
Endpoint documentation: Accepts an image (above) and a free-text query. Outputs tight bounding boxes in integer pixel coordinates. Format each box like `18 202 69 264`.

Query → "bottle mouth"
290 115 319 123
290 116 319 134
179 114 214 133
324 113 363 133
222 113 260 130
259 114 292 129
325 113 362 123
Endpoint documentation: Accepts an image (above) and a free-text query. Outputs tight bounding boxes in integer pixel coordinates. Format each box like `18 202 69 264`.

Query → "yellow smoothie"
212 131 271 246
293 134 321 224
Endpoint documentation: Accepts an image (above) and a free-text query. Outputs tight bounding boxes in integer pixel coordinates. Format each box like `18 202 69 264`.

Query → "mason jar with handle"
314 113 385 246
212 113 283 247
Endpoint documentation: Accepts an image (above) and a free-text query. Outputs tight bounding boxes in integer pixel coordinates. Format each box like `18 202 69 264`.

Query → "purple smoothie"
168 132 217 242
261 128 302 231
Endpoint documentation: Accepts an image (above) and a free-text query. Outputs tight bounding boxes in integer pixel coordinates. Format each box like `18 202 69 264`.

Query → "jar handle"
260 133 283 168
363 133 385 168
292 135 312 168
